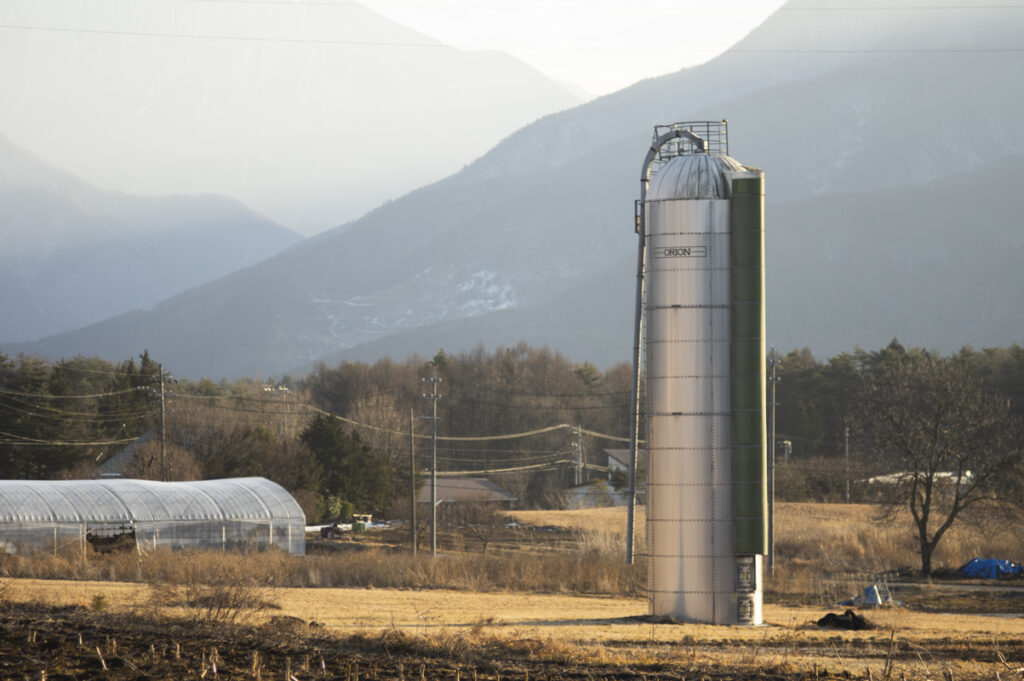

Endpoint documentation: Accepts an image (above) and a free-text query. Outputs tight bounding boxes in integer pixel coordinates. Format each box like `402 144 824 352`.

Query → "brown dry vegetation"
4 502 1024 679
4 502 1024 601
5 578 1024 680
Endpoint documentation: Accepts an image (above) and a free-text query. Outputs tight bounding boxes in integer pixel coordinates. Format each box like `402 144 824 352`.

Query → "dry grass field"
6 577 1024 680
3 502 1024 679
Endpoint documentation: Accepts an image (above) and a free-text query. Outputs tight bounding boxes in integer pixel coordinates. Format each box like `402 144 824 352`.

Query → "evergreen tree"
300 414 399 518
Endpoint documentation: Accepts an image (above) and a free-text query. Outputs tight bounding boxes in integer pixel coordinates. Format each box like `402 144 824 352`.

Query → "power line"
0 386 147 400
0 401 154 423
178 402 313 416
436 459 573 477
447 400 624 412
3 22 1023 55
0 22 446 47
179 1 1024 10
458 386 630 399
0 395 154 419
435 451 572 465
312 407 631 443
0 429 142 447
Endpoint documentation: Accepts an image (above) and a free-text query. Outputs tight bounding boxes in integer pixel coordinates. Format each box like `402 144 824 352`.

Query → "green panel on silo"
735 482 766 515
733 338 762 375
731 267 763 302
732 177 764 196
731 209 761 241
731 172 767 557
731 229 762 268
733 405 762 443
732 303 762 338
735 517 766 554
732 379 761 410
733 446 763 481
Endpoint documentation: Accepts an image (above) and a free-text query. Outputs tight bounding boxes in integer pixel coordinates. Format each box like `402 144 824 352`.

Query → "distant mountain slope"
313 156 1024 370
8 1 1024 376
0 136 300 342
0 0 581 232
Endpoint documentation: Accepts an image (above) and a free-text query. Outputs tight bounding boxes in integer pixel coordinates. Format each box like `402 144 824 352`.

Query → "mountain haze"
9 1 1024 377
0 136 300 342
0 0 581 233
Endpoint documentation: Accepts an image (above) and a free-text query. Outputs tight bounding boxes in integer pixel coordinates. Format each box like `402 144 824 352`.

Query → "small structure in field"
416 478 517 509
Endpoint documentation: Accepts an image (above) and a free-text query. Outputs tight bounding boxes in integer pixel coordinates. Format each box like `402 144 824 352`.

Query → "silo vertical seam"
705 199 717 619
645 203 656 615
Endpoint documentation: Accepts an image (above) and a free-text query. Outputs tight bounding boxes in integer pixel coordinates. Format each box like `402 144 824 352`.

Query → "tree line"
3 339 1023 571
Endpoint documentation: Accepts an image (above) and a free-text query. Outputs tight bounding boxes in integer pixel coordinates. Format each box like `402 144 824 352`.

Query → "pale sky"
357 0 788 96
0 0 788 232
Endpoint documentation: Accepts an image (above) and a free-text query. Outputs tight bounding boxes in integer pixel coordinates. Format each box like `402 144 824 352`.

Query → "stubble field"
3 502 1024 680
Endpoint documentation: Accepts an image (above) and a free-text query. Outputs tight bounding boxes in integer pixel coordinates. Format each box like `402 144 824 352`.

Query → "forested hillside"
3 341 1023 519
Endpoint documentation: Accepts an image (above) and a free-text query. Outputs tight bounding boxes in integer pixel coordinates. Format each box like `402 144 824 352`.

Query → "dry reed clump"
769 502 1024 601
342 624 587 666
0 529 642 595
6 503 1021 602
294 536 643 595
144 551 279 625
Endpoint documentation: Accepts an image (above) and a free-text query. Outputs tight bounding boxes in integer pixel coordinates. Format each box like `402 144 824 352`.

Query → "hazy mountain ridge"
0 0 582 232
0 136 301 343
317 153 1024 371
8 1 1024 376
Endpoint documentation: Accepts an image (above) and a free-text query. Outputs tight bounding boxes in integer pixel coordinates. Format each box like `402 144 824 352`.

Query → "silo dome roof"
647 154 746 201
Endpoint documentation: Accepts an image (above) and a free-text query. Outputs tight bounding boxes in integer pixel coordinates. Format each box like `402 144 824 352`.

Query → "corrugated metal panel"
646 154 745 201
645 197 736 624
0 477 304 524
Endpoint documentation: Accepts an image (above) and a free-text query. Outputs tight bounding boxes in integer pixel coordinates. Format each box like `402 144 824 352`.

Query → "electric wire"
457 386 631 399
0 386 148 400
0 401 154 423
182 1 1024 8
0 429 143 447
0 395 155 420
3 22 1024 55
435 459 574 477
434 452 573 466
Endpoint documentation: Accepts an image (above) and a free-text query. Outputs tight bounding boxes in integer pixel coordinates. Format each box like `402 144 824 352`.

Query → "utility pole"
159 363 168 482
767 348 780 576
422 369 441 557
845 425 851 503
409 408 417 556
574 425 584 487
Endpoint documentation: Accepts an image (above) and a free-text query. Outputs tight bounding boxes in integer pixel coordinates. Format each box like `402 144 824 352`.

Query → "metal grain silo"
626 121 766 625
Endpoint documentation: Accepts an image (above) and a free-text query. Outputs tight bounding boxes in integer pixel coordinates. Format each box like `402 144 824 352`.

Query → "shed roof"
416 478 516 504
0 477 304 525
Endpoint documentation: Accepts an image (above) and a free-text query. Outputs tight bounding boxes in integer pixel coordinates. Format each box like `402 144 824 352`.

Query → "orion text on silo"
657 246 707 258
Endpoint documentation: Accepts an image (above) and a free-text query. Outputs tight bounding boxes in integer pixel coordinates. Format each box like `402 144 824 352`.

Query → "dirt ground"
5 578 1024 681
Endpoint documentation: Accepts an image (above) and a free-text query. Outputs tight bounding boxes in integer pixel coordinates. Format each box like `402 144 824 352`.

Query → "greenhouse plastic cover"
0 477 304 525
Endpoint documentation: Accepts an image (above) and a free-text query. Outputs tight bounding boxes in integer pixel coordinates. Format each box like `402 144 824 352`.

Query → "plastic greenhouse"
0 477 305 556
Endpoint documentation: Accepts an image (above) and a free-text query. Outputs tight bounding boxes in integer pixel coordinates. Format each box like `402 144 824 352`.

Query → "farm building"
0 477 305 556
416 478 517 509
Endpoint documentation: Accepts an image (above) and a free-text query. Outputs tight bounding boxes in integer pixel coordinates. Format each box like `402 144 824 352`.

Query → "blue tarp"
960 558 1023 579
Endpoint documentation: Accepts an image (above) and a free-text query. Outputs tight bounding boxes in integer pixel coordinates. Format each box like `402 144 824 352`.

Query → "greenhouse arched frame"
0 477 305 556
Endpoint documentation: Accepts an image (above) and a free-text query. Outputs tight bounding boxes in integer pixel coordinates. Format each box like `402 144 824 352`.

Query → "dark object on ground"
960 558 1023 579
817 609 871 630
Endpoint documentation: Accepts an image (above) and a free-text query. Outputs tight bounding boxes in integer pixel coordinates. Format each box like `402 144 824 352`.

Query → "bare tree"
449 496 506 555
125 439 203 481
860 355 1024 576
